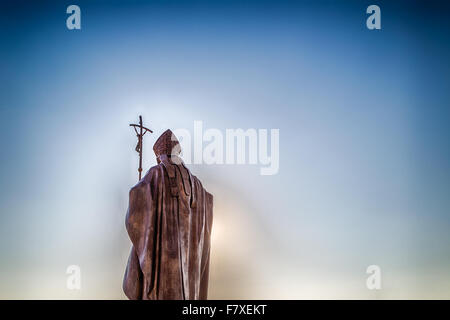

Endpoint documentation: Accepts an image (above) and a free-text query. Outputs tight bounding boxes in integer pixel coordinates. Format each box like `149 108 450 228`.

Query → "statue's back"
123 130 213 300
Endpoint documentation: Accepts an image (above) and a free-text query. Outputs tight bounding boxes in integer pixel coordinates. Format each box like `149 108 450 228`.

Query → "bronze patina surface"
123 129 213 300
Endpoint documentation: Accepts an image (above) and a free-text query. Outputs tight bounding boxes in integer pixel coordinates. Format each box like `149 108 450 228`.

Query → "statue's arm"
124 176 157 298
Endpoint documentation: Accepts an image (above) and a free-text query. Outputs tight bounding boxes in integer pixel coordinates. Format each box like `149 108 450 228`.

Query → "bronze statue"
129 116 153 180
123 127 213 300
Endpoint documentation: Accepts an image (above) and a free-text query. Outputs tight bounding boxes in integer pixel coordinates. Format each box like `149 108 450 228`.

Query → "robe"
123 155 213 300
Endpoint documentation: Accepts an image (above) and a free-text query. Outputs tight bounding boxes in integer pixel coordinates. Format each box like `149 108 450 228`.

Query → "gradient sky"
0 0 449 299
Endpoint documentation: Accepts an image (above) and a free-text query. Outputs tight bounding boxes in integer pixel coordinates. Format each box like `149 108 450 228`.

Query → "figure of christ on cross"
129 115 153 180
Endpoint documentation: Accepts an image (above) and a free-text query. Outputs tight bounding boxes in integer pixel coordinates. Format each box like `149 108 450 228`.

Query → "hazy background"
0 0 449 299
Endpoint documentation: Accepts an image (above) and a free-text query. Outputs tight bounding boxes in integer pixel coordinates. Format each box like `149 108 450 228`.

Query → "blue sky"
0 0 449 298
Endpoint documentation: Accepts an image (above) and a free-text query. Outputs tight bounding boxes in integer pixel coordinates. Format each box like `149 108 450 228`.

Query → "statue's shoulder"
147 163 164 176
130 164 164 192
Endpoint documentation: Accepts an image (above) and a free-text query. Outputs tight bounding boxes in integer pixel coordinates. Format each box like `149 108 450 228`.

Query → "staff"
129 115 153 180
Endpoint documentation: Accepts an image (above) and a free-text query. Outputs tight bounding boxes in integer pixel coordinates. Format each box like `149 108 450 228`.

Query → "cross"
129 115 153 180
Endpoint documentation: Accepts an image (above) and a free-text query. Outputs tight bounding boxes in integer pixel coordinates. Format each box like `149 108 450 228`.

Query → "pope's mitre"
152 129 181 157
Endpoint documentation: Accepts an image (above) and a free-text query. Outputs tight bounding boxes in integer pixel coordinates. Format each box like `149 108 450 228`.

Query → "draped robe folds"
123 155 213 300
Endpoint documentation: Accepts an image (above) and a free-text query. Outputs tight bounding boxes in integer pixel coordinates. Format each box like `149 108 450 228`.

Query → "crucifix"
129 115 153 180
